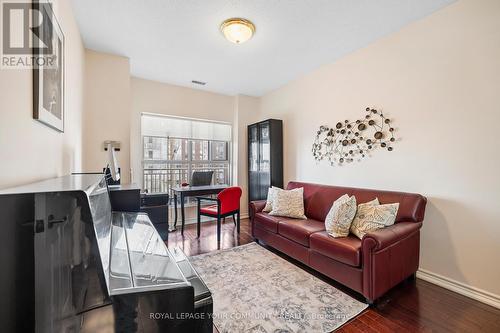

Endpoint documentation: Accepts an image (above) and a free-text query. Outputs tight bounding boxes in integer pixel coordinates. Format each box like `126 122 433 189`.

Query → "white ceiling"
70 0 454 96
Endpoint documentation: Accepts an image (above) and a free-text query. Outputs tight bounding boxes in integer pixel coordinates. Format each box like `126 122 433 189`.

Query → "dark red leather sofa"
250 181 427 303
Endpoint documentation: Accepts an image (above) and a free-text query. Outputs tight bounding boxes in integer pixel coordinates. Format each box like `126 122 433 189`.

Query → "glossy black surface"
109 185 169 226
248 119 283 202
140 192 169 229
112 212 187 291
108 183 141 212
0 174 212 332
0 193 35 332
170 247 211 302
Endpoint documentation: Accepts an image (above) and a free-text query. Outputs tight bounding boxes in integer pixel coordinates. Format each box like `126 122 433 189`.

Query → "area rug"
189 243 368 333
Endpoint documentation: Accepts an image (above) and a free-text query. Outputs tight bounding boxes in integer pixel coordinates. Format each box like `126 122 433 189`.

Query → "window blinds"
141 113 232 141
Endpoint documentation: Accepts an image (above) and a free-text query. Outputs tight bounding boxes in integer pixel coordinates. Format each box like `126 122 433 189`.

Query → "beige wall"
83 71 254 219
259 0 500 297
0 0 85 189
130 78 240 221
234 95 261 216
130 77 235 185
83 50 131 182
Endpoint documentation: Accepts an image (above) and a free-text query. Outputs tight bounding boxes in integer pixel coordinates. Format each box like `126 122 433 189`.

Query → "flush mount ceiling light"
220 18 255 44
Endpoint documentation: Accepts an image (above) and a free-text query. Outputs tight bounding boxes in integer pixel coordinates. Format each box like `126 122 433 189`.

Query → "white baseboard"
417 269 500 309
178 214 249 226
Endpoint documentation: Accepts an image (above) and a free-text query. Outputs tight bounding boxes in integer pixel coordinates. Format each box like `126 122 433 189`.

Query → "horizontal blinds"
141 114 231 141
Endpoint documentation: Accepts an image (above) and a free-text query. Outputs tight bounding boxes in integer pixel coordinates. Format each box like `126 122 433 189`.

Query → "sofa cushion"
254 212 286 233
278 218 325 247
310 231 362 267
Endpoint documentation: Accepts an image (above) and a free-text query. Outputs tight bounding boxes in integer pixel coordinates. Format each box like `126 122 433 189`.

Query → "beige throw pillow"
325 194 357 238
269 187 307 219
263 187 280 213
349 198 379 236
350 201 399 239
358 198 380 209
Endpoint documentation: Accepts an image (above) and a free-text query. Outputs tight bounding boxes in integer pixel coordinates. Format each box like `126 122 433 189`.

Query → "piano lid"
0 174 191 296
0 174 103 196
107 212 188 295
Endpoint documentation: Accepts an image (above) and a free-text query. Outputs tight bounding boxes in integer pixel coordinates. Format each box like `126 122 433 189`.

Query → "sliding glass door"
141 114 232 194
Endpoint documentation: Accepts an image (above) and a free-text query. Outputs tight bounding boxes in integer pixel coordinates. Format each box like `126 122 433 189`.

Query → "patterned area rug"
189 243 367 333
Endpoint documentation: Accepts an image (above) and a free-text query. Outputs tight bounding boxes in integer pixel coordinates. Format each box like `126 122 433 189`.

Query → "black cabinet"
248 119 283 202
140 192 169 226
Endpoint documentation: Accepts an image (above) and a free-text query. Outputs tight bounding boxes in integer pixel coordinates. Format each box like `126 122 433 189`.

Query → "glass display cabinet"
247 119 283 202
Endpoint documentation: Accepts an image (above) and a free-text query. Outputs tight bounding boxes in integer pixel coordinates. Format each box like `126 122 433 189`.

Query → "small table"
171 185 228 234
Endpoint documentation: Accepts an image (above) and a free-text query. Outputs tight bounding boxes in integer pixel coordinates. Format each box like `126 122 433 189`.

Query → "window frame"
142 135 232 193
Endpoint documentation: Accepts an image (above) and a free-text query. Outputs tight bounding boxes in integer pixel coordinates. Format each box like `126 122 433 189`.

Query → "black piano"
0 174 212 332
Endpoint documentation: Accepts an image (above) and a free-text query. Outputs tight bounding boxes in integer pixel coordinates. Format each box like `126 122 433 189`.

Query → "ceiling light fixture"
220 18 255 44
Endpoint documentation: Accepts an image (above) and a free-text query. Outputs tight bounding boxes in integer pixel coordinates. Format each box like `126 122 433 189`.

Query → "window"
141 114 232 194
192 140 209 161
211 141 228 161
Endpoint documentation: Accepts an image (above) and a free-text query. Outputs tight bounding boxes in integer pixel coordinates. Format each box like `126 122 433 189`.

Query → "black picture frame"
32 1 65 132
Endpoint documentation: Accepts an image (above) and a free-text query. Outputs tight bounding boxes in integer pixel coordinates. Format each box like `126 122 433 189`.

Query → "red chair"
196 187 242 243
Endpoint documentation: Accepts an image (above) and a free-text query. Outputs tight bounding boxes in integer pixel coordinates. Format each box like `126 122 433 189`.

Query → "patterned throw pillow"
325 194 357 238
349 198 379 236
350 201 400 239
263 187 280 213
359 198 380 208
269 187 307 219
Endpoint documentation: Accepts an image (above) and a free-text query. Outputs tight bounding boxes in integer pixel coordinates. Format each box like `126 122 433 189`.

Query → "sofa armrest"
362 221 422 252
361 221 423 301
249 200 266 239
249 200 266 218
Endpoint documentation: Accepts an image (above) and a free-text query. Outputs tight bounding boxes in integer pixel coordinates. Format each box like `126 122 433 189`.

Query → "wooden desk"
171 185 228 234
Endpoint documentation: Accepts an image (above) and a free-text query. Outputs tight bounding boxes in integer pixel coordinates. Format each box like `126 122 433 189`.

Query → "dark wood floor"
164 218 500 332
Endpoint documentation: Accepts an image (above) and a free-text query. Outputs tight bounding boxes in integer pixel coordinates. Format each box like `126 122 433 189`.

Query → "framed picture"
33 2 65 132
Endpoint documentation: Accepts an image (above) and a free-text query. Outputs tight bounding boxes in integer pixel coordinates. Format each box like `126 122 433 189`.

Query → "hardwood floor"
164 218 500 332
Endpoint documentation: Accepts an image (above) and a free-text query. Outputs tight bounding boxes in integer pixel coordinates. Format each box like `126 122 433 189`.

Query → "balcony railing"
143 165 230 194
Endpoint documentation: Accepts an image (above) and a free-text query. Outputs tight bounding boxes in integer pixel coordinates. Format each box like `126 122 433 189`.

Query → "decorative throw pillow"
263 187 280 212
350 201 400 239
349 198 379 236
264 187 303 213
359 198 380 208
325 194 357 238
269 187 307 219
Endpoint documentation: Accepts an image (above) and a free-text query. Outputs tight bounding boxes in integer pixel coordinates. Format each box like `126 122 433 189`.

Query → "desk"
108 183 141 211
109 185 169 237
171 185 228 234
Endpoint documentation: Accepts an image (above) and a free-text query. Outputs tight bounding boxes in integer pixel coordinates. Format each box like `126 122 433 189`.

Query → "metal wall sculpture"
312 107 396 165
